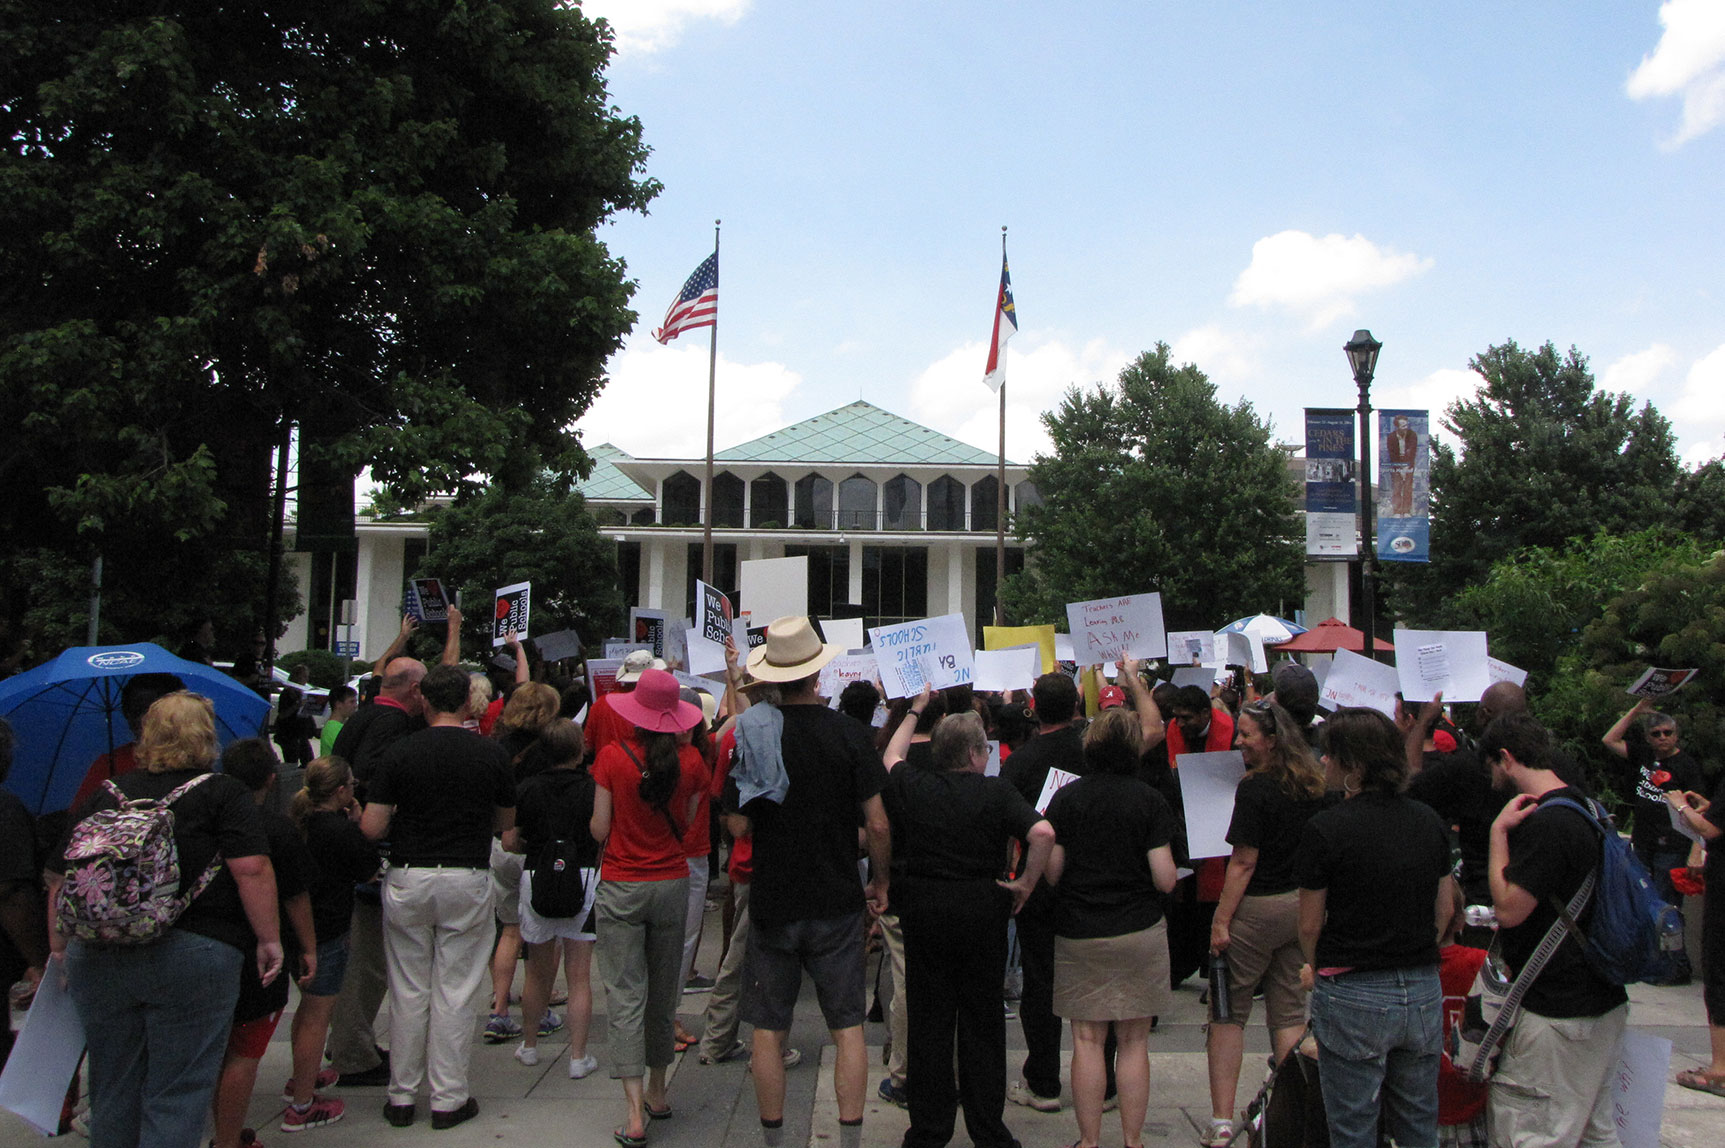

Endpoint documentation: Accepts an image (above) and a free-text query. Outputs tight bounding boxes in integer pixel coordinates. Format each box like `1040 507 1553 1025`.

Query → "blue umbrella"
0 643 270 814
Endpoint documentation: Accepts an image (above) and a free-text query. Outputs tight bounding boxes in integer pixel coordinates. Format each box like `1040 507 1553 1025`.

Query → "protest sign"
629 608 668 658
673 671 722 695
1669 796 1708 846
1176 751 1248 859
1166 630 1216 665
1171 666 1217 691
1053 632 1076 663
984 624 1058 674
821 616 866 652
986 741 1002 777
1064 593 1167 663
1487 656 1527 688
533 629 583 663
1392 629 1490 702
587 659 623 700
1319 648 1401 717
1610 1029 1671 1148
695 579 733 644
740 555 808 623
684 628 727 676
406 577 451 624
820 653 881 703
1035 766 1081 814
868 613 975 698
603 641 652 661
1627 667 1700 698
0 966 87 1134
975 646 1040 693
492 581 530 647
1207 631 1266 674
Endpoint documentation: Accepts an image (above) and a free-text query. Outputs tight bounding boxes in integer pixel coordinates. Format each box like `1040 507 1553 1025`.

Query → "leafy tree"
417 472 625 658
1386 341 1680 624
1443 528 1711 694
1674 458 1725 545
1001 344 1304 634
0 1 655 659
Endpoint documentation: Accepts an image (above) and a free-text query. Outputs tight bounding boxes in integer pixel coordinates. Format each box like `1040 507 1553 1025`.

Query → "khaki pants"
1487 1002 1628 1148
383 867 494 1111
699 881 753 1059
880 910 909 1088
595 876 689 1078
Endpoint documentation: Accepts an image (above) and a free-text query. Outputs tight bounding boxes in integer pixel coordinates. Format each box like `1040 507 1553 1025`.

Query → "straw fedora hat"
609 668 703 733
745 616 842 683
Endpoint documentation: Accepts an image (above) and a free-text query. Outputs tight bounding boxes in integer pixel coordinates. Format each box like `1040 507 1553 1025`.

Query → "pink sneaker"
279 1095 345 1133
281 1068 339 1103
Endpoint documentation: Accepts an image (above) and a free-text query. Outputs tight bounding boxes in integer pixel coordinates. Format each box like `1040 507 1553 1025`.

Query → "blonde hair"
136 691 219 773
498 682 559 736
292 756 353 829
467 673 494 717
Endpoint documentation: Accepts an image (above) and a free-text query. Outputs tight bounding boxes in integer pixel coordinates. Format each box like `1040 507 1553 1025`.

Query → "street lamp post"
1344 329 1383 659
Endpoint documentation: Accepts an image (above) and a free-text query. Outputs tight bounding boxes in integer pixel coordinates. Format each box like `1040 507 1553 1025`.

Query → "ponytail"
293 755 353 832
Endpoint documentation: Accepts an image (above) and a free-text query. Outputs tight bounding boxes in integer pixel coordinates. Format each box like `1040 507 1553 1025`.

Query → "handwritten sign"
1176 751 1248 859
492 581 530 648
868 613 975 698
1487 656 1527 688
1166 630 1216 665
603 641 652 660
1035 766 1081 813
820 654 881 703
1064 593 1167 663
1627 667 1700 698
974 646 1040 693
984 624 1058 674
1319 648 1401 717
1392 629 1489 702
1610 1029 1670 1148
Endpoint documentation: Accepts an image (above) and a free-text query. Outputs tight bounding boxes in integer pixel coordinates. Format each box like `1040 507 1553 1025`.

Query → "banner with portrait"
1376 409 1430 563
1304 409 1357 558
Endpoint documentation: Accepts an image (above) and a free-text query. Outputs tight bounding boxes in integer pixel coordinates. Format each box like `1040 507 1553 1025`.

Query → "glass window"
785 544 851 618
863 546 928 628
663 471 700 526
712 472 744 528
618 541 642 610
629 506 656 525
1014 480 1042 512
838 474 877 530
971 475 999 532
686 543 738 617
794 474 833 529
751 472 788 528
882 474 921 530
928 475 965 531
972 546 1026 644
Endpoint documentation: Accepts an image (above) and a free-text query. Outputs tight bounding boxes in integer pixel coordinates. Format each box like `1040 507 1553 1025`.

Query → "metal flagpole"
995 226 1008 627
703 220 720 586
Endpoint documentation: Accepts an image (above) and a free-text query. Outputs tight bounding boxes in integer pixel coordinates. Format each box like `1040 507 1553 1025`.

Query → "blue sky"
571 1 1725 470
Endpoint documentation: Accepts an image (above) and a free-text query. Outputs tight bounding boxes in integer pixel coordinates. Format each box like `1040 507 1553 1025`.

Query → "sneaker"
781 1048 802 1069
568 1053 600 1079
282 1068 340 1103
483 1014 521 1044
549 988 569 1006
699 1040 746 1065
1006 1080 1060 1112
1200 1118 1235 1147
513 1043 540 1067
279 1096 345 1134
878 1077 908 1107
682 973 715 994
536 1010 563 1037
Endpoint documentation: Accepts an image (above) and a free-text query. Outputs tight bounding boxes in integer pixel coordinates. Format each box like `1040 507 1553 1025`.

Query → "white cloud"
577 341 802 457
907 337 1133 464
1671 343 1725 428
580 0 749 55
1627 0 1725 146
1601 343 1677 394
1371 367 1484 429
1169 324 1262 383
1228 230 1433 329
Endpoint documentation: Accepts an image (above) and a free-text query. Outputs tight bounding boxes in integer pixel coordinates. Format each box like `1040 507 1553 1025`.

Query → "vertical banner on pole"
1304 409 1358 558
1377 409 1430 563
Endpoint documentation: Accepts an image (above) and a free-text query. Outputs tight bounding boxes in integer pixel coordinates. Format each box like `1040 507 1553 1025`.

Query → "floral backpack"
57 774 223 945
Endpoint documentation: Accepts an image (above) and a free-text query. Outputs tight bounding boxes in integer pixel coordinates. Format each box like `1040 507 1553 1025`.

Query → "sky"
570 1 1725 470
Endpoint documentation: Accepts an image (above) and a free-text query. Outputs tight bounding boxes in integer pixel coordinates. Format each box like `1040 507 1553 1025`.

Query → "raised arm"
883 683 931 770
440 604 464 666
1119 658 1162 747
1602 697 1651 760
373 614 417 670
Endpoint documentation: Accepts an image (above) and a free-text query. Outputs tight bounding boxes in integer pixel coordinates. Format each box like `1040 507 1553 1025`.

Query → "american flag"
652 253 719 344
983 250 1016 392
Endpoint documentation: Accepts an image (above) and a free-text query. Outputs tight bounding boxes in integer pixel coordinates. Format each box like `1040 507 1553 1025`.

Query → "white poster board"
604 641 652 660
492 581 530 647
1064 592 1168 663
1035 766 1081 813
819 653 880 703
975 646 1040 693
684 628 727 676
821 616 866 653
740 555 809 624
1208 630 1266 674
1166 630 1216 665
1610 1029 1670 1148
868 613 975 698
1487 656 1527 688
1171 666 1218 690
1053 633 1076 663
0 969 87 1134
1176 750 1248 859
1393 629 1490 702
1319 648 1402 717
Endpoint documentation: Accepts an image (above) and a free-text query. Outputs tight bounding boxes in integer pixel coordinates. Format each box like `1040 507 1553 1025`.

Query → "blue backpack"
1541 796 1683 985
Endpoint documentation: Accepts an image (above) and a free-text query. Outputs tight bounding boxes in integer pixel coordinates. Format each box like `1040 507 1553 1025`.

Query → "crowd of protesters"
3 611 1724 1148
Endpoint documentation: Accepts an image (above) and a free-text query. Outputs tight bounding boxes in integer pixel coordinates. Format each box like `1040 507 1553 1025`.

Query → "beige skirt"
1052 918 1170 1022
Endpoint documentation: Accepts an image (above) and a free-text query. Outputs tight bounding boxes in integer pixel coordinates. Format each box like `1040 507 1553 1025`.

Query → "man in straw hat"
723 616 891 1148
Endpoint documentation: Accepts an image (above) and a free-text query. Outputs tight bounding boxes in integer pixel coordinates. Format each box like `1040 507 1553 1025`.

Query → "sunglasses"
1649 728 1677 738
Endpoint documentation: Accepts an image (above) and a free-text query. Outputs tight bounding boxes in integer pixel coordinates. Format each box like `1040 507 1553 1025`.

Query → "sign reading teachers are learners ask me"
1064 593 1167 663
868 613 975 698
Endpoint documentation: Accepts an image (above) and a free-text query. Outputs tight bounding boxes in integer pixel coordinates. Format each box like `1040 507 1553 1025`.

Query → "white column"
848 538 864 608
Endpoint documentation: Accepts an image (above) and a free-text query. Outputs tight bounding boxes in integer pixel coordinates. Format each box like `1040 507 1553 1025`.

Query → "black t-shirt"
1001 723 1086 810
884 765 1040 888
234 806 312 1023
730 704 887 928
1705 772 1725 883
370 727 516 867
1045 773 1175 939
515 767 600 869
52 769 269 953
1296 791 1449 971
301 809 380 943
1499 787 1631 1018
501 731 557 786
1406 748 1505 903
0 790 39 989
1626 745 1702 856
1226 772 1337 896
331 700 426 788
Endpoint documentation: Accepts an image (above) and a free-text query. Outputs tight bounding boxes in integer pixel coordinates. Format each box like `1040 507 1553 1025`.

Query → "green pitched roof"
714 400 1005 466
577 443 651 502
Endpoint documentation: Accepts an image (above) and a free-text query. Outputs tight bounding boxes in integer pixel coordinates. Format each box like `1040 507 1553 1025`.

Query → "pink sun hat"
608 668 703 733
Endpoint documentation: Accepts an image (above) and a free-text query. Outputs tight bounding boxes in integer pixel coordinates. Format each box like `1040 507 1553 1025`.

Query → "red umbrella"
1269 617 1392 654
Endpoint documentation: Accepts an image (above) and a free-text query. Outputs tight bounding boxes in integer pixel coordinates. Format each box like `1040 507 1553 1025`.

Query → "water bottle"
1463 904 1497 929
1208 952 1233 1023
1657 905 1685 952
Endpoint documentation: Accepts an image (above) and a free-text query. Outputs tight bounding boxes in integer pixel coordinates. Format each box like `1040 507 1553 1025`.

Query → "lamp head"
1344 329 1382 383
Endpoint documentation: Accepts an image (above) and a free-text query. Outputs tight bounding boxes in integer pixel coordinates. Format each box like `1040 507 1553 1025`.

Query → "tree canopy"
1001 344 1304 633
0 1 655 658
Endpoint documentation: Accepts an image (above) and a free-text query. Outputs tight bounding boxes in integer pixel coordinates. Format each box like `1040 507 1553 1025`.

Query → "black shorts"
740 911 867 1032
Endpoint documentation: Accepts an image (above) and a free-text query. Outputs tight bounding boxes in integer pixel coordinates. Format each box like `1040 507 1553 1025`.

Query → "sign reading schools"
1063 593 1167 663
868 613 974 698
492 582 530 648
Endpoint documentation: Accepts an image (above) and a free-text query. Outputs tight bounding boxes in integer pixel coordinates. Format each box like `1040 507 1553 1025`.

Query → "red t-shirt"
70 742 138 813
1437 943 1489 1125
593 738 707 882
712 729 753 883
583 690 634 759
1167 710 1236 901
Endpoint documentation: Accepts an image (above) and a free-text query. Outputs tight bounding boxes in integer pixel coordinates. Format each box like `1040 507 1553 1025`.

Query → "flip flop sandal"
613 1129 648 1148
1675 1068 1725 1097
646 1104 673 1120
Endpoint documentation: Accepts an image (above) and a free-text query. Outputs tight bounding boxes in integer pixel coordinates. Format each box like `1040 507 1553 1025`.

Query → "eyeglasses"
1649 728 1677 738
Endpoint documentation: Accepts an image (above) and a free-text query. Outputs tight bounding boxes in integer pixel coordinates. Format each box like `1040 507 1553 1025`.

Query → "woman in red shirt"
590 669 707 1148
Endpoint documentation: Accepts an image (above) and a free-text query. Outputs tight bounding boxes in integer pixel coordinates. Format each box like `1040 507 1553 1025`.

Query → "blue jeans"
67 929 244 1148
1310 965 1441 1148
1640 846 1692 981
